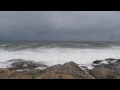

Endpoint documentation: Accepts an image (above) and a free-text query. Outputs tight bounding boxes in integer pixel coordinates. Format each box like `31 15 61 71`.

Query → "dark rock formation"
89 58 120 79
6 59 47 70
105 58 117 61
92 60 103 64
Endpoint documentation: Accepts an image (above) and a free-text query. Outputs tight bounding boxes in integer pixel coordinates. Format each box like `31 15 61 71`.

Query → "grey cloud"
0 11 120 41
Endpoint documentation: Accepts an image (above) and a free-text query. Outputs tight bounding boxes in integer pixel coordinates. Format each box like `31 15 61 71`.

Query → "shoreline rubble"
0 58 120 79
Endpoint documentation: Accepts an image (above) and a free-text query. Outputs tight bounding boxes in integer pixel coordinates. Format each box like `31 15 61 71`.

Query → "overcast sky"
0 11 120 41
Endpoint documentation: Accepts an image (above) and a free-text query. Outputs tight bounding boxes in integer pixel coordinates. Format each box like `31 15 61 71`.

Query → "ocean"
0 41 120 69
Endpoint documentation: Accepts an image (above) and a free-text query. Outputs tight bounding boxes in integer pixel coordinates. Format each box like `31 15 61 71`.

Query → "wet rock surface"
92 60 103 64
1 58 120 79
5 59 47 70
0 61 95 79
89 58 120 79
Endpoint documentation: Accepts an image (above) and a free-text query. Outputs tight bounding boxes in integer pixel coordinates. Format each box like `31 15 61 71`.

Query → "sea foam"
0 46 120 69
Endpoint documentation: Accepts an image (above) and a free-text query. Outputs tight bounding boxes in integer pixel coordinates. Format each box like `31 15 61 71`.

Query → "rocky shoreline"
0 58 120 79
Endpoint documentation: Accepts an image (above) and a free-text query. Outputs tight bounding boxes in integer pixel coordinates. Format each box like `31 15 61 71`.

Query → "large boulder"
39 62 95 79
89 67 120 79
89 58 120 79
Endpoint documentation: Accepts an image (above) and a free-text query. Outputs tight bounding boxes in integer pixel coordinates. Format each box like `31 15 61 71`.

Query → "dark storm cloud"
0 11 120 41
